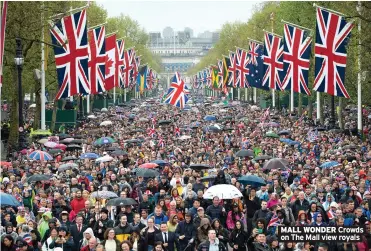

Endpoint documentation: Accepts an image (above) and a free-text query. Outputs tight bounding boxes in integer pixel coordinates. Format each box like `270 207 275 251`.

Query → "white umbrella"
219 109 228 113
132 108 140 112
251 105 260 111
60 138 74 143
139 118 149 122
95 155 113 162
101 108 108 112
203 184 243 199
44 141 57 148
29 104 36 108
88 115 97 119
100 121 112 126
37 138 49 144
179 135 191 140
213 124 222 130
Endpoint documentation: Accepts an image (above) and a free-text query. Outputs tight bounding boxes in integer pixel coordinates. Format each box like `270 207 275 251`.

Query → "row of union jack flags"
49 8 158 100
191 6 354 99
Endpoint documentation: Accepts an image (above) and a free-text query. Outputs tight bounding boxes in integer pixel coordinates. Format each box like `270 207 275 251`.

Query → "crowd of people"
1 95 371 251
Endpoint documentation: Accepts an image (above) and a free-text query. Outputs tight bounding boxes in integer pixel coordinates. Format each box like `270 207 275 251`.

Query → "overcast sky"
95 0 261 36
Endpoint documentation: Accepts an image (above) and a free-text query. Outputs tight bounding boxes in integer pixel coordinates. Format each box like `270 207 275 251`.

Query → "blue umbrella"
28 150 53 161
80 153 100 159
0 193 21 207
151 160 168 166
204 115 217 121
320 161 340 169
289 141 301 146
279 138 292 144
238 175 266 188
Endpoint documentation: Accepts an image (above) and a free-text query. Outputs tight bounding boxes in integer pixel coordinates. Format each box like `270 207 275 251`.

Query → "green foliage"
188 1 371 104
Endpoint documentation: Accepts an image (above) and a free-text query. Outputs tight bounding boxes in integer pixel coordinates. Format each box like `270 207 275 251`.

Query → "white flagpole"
124 89 127 102
290 85 294 112
238 88 240 100
41 2 46 130
253 88 257 103
113 87 116 104
245 88 248 101
316 92 320 120
86 95 90 114
357 1 362 132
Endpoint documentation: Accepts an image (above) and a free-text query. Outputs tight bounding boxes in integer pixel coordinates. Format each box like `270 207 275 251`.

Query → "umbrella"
126 139 140 144
289 141 301 146
238 175 266 187
267 122 280 127
265 132 279 138
203 184 243 199
87 115 97 119
254 155 272 161
106 198 138 207
101 108 108 112
204 115 217 121
100 121 112 126
48 149 63 155
134 168 159 178
27 174 51 182
61 156 78 162
80 153 100 159
111 150 128 156
343 145 357 150
179 135 192 140
0 161 12 167
37 138 49 144
200 175 216 182
279 138 293 144
60 138 74 144
251 105 260 111
189 164 211 171
54 144 67 150
262 158 289 170
29 151 53 161
90 191 118 199
139 163 159 169
94 137 115 146
105 147 120 151
29 103 36 108
66 144 82 151
151 160 168 166
95 156 113 162
58 163 78 172
44 141 57 148
0 193 21 207
57 133 70 138
30 129 52 136
278 130 290 136
139 118 149 122
159 120 172 125
316 127 326 131
203 126 220 132
71 139 84 144
320 161 340 169
236 149 254 157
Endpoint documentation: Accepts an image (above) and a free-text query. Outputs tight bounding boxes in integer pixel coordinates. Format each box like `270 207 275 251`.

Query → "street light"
14 38 24 129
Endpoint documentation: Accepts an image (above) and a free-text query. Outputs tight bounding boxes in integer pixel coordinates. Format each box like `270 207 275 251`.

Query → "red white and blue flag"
163 72 189 109
148 125 156 138
235 48 250 88
116 39 125 88
174 126 180 137
313 7 354 98
228 51 237 87
88 26 106 94
158 137 165 148
263 32 284 91
122 48 134 88
0 1 8 87
281 24 312 95
50 9 90 99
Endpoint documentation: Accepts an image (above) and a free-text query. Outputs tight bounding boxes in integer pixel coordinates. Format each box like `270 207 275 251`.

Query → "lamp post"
15 38 24 130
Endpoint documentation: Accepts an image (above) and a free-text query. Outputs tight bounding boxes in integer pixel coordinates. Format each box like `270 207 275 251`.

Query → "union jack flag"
228 51 237 87
206 68 212 88
313 8 354 98
0 1 8 87
116 39 125 88
158 137 165 148
263 32 284 90
164 72 189 109
235 48 250 88
261 107 270 123
268 214 283 227
88 26 106 94
248 41 260 66
148 125 156 138
147 67 153 90
122 48 134 88
50 9 90 99
174 127 180 137
281 24 312 95
217 59 224 88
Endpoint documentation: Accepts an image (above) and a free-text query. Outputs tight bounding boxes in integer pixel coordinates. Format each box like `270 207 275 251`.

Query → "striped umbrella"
28 151 53 161
94 137 115 146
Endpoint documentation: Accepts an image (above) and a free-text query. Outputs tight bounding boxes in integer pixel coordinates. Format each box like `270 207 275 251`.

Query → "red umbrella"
139 163 159 169
0 162 12 167
54 144 67 150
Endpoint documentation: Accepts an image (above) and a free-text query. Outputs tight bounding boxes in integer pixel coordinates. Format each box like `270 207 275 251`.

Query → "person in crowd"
197 229 227 251
101 228 120 251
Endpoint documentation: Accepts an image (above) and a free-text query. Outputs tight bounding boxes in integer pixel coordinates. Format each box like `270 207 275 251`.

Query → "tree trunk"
338 97 344 129
50 101 57 132
308 94 313 120
8 67 19 150
298 93 302 116
320 93 324 125
33 80 41 130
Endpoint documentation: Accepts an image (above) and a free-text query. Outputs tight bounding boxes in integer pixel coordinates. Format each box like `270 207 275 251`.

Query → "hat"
300 177 310 185
2 177 9 183
359 170 366 177
100 208 109 214
294 177 300 182
330 202 338 208
60 211 69 216
58 226 68 233
197 207 204 211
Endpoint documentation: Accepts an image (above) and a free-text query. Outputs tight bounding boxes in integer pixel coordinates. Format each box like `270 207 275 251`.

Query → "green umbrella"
48 149 63 155
265 132 279 138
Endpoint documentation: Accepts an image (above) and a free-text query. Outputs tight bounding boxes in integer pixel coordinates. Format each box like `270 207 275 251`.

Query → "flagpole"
269 13 276 109
357 1 362 133
253 88 257 104
113 87 116 104
245 88 248 102
41 2 46 130
316 92 320 120
124 89 127 102
86 95 90 114
50 4 89 19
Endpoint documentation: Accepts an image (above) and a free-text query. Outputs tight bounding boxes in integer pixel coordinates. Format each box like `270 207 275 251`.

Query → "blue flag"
247 42 269 90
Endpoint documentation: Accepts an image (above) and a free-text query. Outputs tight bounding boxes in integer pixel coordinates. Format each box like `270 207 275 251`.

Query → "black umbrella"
316 127 326 131
71 139 84 144
262 158 289 170
134 168 160 178
236 149 254 158
126 139 140 144
111 150 128 156
223 116 233 121
66 144 82 151
106 198 138 207
71 135 84 139
278 130 290 136
105 147 120 151
200 175 216 182
223 127 234 131
189 164 211 171
254 155 272 161
343 145 357 150
159 120 172 125
27 174 51 183
61 156 78 162
57 133 70 139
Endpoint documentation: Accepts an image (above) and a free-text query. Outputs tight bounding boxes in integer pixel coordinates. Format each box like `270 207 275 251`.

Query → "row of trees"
188 1 371 118
1 1 162 146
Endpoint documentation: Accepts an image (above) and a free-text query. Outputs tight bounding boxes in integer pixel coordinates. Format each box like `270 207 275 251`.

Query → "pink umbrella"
139 163 159 169
54 144 67 150
44 142 57 148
